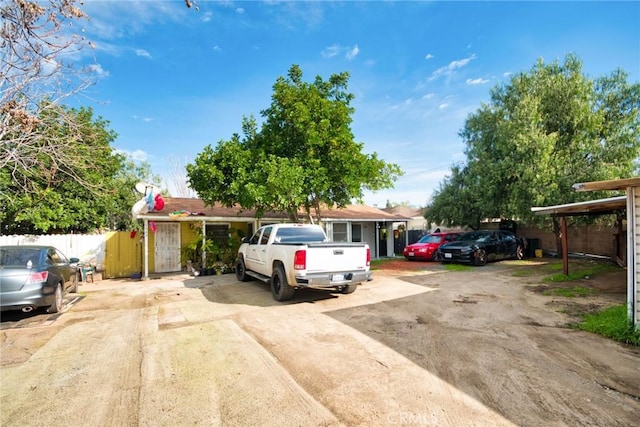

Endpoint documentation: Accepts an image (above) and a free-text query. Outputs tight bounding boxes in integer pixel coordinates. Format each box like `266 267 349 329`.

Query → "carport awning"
531 196 627 217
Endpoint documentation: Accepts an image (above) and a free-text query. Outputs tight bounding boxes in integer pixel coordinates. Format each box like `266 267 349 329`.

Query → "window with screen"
206 224 229 244
333 223 348 242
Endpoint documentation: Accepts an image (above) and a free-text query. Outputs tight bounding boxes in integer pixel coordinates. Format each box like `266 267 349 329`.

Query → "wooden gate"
155 223 181 273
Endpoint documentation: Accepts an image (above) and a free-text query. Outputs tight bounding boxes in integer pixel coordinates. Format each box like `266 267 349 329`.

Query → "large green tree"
0 102 155 233
1 1 161 234
187 65 402 221
427 54 640 236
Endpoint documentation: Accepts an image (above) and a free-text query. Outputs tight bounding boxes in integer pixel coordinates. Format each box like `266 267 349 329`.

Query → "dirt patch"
377 257 628 319
330 258 639 425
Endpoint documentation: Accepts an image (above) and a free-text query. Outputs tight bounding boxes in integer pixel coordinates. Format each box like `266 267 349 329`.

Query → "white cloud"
135 49 152 58
41 58 60 75
438 103 449 109
235 7 245 14
321 44 340 58
346 44 359 60
321 44 360 60
201 12 213 22
425 53 434 60
466 77 489 85
116 148 148 162
132 115 153 123
428 54 478 81
213 45 222 52
88 63 109 77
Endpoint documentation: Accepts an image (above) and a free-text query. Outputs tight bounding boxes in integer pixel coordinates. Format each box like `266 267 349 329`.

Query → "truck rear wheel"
340 283 358 294
271 265 295 301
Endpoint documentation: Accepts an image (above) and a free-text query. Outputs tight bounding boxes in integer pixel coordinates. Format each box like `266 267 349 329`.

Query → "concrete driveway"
1 262 638 426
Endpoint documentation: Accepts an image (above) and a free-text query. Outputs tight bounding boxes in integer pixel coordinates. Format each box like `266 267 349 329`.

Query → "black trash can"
526 238 540 258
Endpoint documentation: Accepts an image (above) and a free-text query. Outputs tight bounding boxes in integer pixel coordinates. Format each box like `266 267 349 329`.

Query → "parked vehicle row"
0 245 80 314
403 230 527 266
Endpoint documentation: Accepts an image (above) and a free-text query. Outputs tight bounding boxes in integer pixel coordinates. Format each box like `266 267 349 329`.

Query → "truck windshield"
275 227 326 243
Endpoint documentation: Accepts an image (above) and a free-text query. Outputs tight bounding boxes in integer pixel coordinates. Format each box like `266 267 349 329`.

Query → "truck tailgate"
304 244 368 272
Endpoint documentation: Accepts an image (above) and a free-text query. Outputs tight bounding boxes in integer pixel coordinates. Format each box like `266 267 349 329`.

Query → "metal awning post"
143 219 149 280
561 217 569 276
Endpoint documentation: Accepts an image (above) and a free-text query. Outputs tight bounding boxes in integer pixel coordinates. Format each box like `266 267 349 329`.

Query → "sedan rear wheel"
515 244 525 260
48 283 63 313
70 273 79 293
474 249 487 266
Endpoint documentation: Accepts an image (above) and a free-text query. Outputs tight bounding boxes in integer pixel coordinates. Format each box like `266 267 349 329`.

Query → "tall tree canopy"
1 1 159 234
427 54 640 232
187 65 402 221
1 0 97 186
0 103 157 234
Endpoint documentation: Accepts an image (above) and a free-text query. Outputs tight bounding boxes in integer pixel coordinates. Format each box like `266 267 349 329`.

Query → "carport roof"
573 177 640 192
531 196 627 217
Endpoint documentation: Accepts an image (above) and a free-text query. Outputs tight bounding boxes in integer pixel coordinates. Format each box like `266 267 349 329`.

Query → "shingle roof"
381 206 427 218
135 198 411 222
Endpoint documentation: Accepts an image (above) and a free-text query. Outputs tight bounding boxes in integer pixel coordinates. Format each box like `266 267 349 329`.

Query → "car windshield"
0 248 40 267
460 231 493 242
418 235 442 244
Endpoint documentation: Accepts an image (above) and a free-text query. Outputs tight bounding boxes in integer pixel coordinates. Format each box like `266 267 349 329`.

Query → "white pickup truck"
235 223 372 301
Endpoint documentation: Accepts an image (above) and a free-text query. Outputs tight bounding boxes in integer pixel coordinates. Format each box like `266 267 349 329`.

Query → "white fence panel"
0 234 106 270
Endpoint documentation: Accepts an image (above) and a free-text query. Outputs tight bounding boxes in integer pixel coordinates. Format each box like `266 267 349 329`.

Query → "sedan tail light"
27 271 48 284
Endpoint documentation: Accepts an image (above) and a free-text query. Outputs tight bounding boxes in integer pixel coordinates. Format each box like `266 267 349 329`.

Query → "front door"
378 222 388 257
155 223 181 273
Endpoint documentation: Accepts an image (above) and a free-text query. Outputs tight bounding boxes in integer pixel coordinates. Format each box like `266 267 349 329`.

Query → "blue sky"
76 1 639 208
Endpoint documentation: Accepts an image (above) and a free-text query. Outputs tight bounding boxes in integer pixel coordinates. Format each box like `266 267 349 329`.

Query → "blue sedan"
0 246 79 314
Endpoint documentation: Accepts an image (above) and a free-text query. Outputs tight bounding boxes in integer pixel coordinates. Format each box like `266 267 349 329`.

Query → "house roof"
135 198 410 222
381 206 427 218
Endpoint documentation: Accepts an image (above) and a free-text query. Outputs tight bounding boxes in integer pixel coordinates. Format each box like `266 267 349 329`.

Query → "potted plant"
202 239 223 275
181 238 204 275
212 261 227 275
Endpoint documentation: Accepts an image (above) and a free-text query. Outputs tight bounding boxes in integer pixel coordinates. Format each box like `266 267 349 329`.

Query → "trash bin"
526 238 540 258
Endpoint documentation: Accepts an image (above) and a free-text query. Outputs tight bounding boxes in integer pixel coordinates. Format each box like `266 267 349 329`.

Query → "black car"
436 230 526 266
0 245 80 314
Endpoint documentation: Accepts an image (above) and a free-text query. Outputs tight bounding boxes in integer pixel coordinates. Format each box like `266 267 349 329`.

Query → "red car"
403 232 461 261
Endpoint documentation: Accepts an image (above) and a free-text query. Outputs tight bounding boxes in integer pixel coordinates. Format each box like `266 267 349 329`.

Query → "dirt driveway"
1 258 638 426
